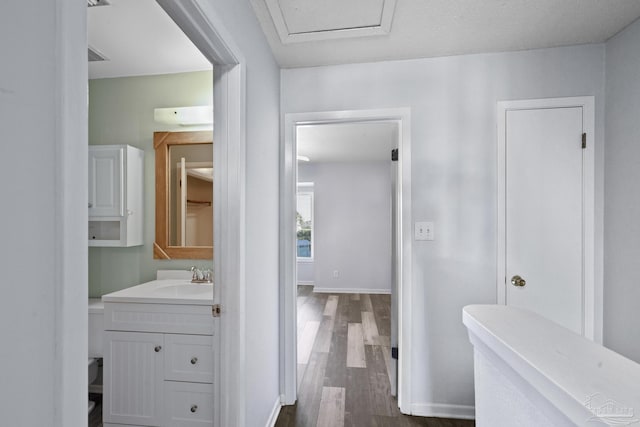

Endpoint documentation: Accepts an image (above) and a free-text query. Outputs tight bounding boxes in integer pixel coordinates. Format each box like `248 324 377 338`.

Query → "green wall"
88 70 214 297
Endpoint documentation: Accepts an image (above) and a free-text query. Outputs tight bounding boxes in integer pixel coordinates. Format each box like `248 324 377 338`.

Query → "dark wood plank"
295 351 329 427
343 367 373 427
274 404 297 427
361 293 374 312
313 315 335 353
365 345 400 417
370 294 391 336
323 296 348 388
348 293 362 323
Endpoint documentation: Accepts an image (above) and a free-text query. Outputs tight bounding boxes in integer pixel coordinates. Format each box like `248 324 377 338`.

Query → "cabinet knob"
191 357 198 365
154 345 162 352
88 203 93 208
190 404 198 413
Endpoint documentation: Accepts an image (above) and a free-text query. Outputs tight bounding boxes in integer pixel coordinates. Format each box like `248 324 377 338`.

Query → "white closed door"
502 104 586 335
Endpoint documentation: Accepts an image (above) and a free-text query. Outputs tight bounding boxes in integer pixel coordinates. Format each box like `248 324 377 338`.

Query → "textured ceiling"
251 0 640 68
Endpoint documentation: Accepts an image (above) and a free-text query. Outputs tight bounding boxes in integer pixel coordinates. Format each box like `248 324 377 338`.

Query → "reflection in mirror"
154 131 213 259
169 144 213 246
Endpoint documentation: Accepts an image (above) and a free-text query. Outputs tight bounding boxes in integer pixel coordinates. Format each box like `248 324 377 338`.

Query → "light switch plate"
415 221 434 241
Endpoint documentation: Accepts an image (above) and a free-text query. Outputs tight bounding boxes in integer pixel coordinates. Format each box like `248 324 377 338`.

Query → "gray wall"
299 162 392 293
0 1 87 425
283 44 606 413
195 1 282 425
604 18 640 363
88 70 214 296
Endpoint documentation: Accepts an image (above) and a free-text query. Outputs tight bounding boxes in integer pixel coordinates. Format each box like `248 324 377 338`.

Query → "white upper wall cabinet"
89 145 144 247
89 146 124 217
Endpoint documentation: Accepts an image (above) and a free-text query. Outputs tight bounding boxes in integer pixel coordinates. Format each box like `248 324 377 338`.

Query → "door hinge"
391 347 398 360
212 304 221 317
582 133 586 149
391 148 398 162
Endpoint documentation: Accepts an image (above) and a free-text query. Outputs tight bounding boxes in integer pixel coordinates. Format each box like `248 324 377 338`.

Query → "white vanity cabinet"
103 302 214 427
89 145 144 247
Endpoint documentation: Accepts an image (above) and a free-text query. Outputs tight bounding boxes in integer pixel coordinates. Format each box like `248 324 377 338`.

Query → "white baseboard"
313 287 391 295
297 281 315 286
265 396 282 427
410 403 475 420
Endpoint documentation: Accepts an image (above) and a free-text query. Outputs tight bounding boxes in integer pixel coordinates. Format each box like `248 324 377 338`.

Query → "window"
296 191 313 260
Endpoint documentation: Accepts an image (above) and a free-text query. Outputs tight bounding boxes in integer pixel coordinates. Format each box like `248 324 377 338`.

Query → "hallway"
276 286 475 427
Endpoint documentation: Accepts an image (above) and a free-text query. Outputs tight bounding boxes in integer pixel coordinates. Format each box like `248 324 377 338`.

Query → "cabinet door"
104 331 164 426
89 146 124 217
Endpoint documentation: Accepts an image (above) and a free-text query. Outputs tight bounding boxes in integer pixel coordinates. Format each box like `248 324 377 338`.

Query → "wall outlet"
415 221 434 241
333 270 339 278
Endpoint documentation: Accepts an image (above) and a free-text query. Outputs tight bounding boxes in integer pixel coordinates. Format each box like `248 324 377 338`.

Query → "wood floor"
276 286 475 427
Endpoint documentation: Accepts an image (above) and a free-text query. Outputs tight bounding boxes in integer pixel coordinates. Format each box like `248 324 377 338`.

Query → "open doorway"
84 1 247 426
87 1 213 425
280 109 413 420
293 121 398 423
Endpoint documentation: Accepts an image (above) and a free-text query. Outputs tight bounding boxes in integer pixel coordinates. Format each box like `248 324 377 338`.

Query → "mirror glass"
168 144 213 246
154 131 213 259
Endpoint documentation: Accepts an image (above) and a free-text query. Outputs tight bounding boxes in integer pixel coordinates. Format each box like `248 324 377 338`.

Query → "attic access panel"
266 0 396 44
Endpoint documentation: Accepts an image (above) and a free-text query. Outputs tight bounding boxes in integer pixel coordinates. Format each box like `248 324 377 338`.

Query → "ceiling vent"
87 0 110 7
88 46 108 62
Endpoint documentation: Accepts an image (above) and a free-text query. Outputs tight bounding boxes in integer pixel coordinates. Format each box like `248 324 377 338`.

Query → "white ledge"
463 305 640 426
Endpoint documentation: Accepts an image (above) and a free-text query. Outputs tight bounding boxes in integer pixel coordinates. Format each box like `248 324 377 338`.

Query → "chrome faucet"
190 266 213 283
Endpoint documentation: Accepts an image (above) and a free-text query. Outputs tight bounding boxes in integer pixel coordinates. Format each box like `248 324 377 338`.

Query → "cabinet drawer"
105 303 214 335
164 381 214 426
165 334 213 383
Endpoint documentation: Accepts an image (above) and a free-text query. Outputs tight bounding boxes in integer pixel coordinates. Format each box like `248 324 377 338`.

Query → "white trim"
410 403 475 420
496 96 600 342
297 281 315 286
156 2 247 426
55 1 88 425
312 287 392 295
280 108 412 413
264 0 396 44
265 397 282 427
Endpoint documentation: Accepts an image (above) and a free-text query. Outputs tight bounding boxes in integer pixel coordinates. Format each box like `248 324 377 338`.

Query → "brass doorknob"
511 275 526 287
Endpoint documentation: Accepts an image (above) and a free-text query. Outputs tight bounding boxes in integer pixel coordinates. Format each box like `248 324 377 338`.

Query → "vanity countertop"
102 279 213 305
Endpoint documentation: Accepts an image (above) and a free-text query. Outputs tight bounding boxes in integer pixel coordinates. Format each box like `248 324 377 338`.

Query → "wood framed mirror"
154 130 213 259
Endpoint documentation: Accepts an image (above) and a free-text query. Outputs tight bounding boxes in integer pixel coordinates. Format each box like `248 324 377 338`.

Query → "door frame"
156 2 247 425
496 96 601 342
280 108 413 413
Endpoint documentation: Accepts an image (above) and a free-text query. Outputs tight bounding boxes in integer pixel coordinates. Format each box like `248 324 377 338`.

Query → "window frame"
296 185 314 262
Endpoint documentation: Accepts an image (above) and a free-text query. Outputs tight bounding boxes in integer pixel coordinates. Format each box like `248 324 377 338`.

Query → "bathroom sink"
152 283 213 297
102 279 214 305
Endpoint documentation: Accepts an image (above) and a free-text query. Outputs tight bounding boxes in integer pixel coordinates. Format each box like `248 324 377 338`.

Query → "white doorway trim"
496 96 601 342
55 1 88 425
280 108 413 413
157 2 247 425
